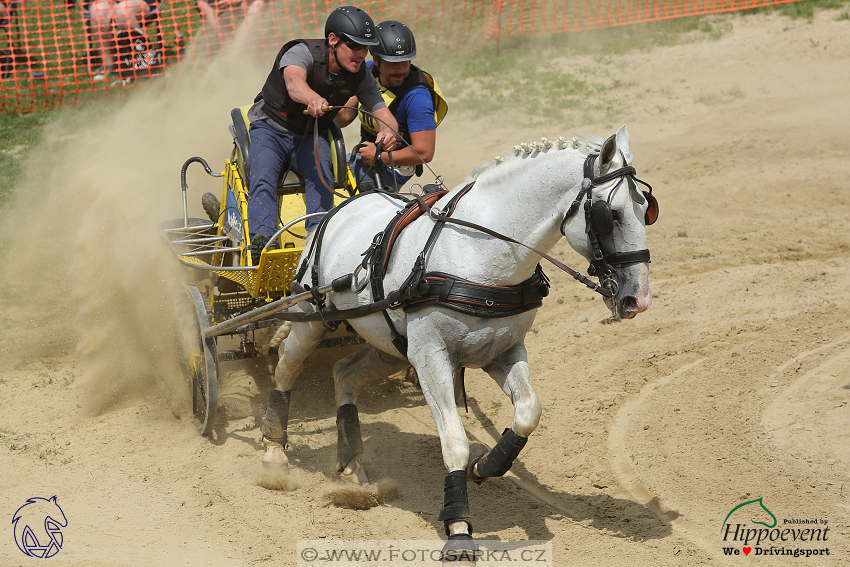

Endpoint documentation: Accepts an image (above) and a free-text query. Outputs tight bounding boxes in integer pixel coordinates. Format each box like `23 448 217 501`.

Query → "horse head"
561 125 654 319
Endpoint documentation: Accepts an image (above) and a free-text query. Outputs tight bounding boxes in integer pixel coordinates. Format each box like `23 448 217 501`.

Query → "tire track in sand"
609 334 850 563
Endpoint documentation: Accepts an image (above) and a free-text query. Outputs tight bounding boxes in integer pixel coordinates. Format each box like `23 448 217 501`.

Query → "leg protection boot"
262 389 291 445
336 404 364 473
468 428 527 482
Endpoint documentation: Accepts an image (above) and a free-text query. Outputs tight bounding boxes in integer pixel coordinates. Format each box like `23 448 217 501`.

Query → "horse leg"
468 341 541 483
333 345 409 484
406 336 474 542
261 319 326 470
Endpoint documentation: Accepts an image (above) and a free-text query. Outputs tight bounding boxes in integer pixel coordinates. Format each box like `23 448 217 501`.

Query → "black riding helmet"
325 6 379 46
371 20 417 62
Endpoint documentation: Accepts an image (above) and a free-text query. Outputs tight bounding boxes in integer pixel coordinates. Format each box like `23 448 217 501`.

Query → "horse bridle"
560 151 658 299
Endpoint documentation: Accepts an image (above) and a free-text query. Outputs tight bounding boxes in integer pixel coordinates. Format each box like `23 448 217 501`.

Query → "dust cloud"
0 19 283 415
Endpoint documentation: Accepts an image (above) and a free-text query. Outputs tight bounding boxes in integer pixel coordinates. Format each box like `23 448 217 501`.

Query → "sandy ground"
1 9 849 566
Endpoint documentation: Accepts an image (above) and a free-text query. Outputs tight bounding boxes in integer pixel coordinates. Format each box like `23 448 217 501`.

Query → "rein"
287 127 662 331
306 105 442 197
405 189 614 298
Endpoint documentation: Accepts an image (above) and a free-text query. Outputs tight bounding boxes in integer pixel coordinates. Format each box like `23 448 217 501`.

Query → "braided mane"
466 135 604 185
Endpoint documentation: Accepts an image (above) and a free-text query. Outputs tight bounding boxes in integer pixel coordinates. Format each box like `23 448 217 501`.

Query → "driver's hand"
306 97 330 117
374 131 397 151
358 142 378 166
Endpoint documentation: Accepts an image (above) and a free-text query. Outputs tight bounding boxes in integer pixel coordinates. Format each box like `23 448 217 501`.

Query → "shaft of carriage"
200 268 363 338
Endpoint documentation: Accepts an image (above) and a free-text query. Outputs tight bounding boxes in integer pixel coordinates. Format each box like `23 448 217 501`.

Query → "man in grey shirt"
245 5 397 260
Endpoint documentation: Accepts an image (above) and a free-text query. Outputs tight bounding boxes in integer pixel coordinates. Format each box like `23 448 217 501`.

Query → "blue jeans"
247 120 334 235
350 154 412 192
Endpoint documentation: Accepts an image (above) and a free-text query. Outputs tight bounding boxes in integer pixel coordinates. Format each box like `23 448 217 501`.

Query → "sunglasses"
342 39 369 52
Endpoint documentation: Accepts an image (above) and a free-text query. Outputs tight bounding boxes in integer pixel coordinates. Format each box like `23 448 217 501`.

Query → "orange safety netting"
1 0 802 114
485 0 804 39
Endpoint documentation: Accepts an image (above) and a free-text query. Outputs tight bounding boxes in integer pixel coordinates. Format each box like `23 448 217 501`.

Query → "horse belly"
407 308 537 369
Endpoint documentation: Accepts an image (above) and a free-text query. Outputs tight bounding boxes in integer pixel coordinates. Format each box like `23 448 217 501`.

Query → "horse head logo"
12 496 68 558
721 497 777 534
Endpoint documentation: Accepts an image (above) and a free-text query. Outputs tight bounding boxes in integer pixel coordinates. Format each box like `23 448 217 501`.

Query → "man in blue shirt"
336 20 447 192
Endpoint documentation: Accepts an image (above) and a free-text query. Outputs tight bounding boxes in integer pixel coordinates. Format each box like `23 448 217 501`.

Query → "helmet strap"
327 36 341 74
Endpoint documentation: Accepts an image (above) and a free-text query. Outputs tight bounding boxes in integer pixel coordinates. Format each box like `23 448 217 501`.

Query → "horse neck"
449 151 584 282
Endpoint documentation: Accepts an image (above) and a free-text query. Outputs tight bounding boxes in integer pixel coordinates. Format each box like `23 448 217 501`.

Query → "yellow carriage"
163 106 361 434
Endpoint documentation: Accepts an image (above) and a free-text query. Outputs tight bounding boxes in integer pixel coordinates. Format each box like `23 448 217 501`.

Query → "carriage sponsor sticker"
720 497 832 558
223 187 242 242
11 496 68 558
297 540 552 566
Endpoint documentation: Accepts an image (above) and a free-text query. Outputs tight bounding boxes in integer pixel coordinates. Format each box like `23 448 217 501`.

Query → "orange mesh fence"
485 0 806 40
1 0 802 113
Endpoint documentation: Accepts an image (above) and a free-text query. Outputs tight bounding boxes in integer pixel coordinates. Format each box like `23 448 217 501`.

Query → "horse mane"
466 134 604 185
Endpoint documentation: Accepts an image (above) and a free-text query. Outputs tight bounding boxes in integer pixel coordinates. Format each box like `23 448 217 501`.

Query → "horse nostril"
620 296 638 316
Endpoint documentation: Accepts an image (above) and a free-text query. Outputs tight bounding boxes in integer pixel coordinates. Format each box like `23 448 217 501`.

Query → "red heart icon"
743 547 752 555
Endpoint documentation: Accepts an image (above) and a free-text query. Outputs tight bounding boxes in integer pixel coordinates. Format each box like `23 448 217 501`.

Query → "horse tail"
268 321 293 351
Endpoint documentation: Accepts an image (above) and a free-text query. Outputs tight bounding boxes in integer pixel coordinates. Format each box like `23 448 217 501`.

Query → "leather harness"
286 148 657 356
292 184 550 357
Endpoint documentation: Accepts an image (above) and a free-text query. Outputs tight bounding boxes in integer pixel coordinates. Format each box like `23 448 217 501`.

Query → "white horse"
261 125 654 545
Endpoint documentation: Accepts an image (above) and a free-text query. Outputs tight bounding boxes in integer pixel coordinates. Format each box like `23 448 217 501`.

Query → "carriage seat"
229 105 348 196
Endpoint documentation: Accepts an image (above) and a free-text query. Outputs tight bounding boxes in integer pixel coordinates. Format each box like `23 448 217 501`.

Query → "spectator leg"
89 0 116 67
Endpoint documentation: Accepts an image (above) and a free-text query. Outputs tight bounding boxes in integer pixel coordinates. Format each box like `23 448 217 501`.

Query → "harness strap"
425 202 613 298
379 190 447 276
605 249 651 266
404 266 549 318
360 184 475 358
293 187 406 284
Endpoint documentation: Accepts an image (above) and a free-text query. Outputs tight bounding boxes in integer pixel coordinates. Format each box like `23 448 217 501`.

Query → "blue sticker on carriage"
223 185 242 242
12 496 68 558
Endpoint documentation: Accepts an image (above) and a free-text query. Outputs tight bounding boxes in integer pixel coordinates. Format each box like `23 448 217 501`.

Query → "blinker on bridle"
560 151 659 300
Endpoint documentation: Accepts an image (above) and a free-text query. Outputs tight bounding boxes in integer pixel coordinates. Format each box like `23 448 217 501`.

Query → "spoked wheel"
183 284 218 435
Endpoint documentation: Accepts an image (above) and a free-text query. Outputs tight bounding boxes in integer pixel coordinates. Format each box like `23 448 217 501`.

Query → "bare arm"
283 65 329 117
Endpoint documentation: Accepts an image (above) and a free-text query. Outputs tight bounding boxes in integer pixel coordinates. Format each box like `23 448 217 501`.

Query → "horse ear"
599 134 617 171
615 124 632 164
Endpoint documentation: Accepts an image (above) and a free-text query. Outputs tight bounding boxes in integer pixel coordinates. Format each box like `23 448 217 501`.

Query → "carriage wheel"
183 284 218 435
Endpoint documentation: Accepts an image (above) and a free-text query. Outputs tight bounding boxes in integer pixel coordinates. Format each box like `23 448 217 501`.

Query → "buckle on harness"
351 262 370 293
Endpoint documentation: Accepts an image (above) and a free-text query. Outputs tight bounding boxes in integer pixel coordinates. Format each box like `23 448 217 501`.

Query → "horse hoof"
441 534 479 565
339 458 368 485
466 443 489 484
261 438 290 469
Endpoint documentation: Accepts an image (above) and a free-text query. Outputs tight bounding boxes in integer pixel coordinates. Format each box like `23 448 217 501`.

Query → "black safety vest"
257 39 366 133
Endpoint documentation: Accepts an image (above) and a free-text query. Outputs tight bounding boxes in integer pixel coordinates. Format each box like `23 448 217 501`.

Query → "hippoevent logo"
11 496 68 558
721 497 831 558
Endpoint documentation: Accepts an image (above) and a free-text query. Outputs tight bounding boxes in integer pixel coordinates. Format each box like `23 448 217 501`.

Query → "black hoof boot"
262 389 291 446
336 403 364 473
473 428 527 479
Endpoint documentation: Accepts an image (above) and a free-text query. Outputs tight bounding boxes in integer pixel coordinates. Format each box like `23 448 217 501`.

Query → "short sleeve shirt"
249 42 386 128
393 85 436 134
